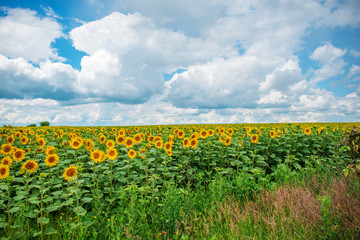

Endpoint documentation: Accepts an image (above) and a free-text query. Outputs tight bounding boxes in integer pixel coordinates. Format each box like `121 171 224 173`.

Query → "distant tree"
40 121 50 126
27 123 37 127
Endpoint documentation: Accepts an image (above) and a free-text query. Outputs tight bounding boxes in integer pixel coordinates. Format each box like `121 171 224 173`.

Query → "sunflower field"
0 123 359 239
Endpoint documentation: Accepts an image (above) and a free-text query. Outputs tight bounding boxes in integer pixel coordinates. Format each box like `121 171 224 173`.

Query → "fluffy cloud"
0 8 63 63
310 43 347 84
0 55 80 100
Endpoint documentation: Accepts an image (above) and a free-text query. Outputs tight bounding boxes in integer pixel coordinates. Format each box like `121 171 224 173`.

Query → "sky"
0 0 359 126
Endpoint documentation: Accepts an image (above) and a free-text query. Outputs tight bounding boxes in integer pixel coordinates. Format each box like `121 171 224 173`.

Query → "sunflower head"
1 156 12 166
21 160 38 174
251 134 259 144
128 149 137 159
13 148 26 162
304 128 311 135
90 149 105 163
125 137 134 148
0 165 10 180
270 130 276 139
107 148 118 160
1 144 13 155
106 140 115 148
63 165 77 181
45 154 59 167
183 138 190 148
190 138 198 148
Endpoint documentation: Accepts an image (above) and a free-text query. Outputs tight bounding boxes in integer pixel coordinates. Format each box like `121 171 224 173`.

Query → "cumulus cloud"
0 8 63 63
310 43 347 84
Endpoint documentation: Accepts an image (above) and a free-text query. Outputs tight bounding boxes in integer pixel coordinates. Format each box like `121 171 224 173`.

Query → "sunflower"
99 135 106 144
0 165 10 180
224 136 231 146
63 165 77 181
118 129 125 136
200 129 208 139
90 149 105 163
251 134 259 144
190 138 198 149
21 160 38 174
270 130 276 139
1 156 12 166
134 134 142 144
45 146 56 156
15 132 21 138
116 136 125 145
177 130 185 139
304 127 311 135
20 136 29 145
13 148 26 162
1 144 13 155
45 154 59 167
228 128 234 136
164 142 172 151
183 138 190 148
107 148 118 160
106 140 115 148
166 150 173 157
125 137 134 148
38 138 46 148
70 138 83 150
128 149 136 159
7 135 15 144
155 140 163 149
208 129 215 137
239 141 243 147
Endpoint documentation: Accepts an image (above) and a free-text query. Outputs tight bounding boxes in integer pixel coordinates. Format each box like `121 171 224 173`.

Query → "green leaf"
38 217 49 225
73 206 87 216
45 227 58 235
32 230 43 237
9 207 20 214
81 197 93 203
47 205 62 212
0 221 8 228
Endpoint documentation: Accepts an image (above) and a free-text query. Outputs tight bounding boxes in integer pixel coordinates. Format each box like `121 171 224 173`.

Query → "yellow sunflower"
0 165 10 180
7 135 15 144
128 149 136 159
38 138 46 148
106 140 115 148
270 130 276 139
164 142 172 151
116 136 125 145
251 134 259 144
1 144 13 155
125 137 134 148
177 130 185 139
134 134 142 144
70 138 82 149
1 156 12 166
224 136 231 146
90 149 105 163
200 129 208 139
45 154 59 167
107 148 118 161
21 160 38 174
45 146 56 156
190 138 198 149
304 127 311 135
155 140 163 149
183 138 190 148
13 148 26 162
208 129 215 137
63 165 77 181
20 136 29 145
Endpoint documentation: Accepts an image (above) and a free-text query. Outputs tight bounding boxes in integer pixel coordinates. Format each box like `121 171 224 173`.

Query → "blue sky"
0 0 359 126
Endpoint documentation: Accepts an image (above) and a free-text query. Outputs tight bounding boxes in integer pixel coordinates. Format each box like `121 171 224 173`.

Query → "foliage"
0 122 359 239
39 121 50 126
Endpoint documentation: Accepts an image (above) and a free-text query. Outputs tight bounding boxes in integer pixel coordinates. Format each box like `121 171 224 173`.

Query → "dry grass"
175 174 360 239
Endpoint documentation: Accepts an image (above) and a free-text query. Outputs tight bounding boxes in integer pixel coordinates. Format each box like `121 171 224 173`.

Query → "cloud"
0 55 81 100
310 43 347 84
0 8 63 63
163 55 276 108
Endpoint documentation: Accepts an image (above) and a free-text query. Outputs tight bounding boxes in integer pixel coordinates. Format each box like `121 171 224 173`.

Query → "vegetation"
40 121 50 127
0 123 359 239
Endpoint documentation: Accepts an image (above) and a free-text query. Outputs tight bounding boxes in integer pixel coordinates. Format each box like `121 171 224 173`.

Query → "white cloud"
0 8 63 63
310 43 347 84
350 49 360 58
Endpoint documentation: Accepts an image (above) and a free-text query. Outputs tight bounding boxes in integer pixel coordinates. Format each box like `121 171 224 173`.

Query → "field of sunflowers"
0 123 359 239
